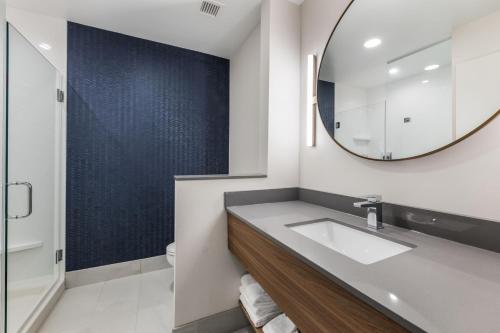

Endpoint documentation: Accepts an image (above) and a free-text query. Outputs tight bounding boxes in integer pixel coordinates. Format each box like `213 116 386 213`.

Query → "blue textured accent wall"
67 22 229 271
318 80 335 136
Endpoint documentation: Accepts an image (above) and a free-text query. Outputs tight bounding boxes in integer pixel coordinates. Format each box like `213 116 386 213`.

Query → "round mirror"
318 0 500 161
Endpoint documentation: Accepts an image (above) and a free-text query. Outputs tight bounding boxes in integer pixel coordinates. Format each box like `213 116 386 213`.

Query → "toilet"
166 242 175 267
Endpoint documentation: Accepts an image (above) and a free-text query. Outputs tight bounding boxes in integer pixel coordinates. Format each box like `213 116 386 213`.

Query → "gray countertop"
227 200 500 333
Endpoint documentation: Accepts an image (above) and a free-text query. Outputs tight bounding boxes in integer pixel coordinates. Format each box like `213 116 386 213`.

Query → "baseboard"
173 307 248 333
22 280 64 333
66 255 170 288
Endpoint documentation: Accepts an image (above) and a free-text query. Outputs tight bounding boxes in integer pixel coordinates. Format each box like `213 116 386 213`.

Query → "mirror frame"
317 0 500 162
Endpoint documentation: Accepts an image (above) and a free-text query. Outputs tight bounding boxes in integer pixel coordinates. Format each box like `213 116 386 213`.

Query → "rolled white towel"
240 274 275 306
239 285 276 308
241 274 257 289
240 294 281 328
244 283 274 306
262 314 297 333
240 290 279 316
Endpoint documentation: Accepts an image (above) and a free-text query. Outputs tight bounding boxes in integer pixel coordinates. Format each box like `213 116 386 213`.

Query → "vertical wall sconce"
306 54 318 147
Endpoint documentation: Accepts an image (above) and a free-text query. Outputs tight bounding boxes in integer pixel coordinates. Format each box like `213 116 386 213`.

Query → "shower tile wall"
67 22 229 271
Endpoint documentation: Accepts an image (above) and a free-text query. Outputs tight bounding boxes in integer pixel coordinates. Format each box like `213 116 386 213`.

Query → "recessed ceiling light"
39 42 52 50
388 67 399 75
424 64 440 71
422 80 430 84
364 38 382 49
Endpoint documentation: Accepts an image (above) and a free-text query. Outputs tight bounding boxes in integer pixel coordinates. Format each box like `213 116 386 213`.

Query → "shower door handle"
6 181 33 219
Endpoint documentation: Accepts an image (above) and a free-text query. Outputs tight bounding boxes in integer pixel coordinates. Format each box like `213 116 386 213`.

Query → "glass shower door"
4 25 62 333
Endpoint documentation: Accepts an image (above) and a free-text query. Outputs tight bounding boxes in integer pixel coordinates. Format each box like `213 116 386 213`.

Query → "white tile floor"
39 268 174 333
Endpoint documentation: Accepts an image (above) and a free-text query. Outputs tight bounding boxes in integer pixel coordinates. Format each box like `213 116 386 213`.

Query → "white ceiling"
320 0 500 87
6 0 263 58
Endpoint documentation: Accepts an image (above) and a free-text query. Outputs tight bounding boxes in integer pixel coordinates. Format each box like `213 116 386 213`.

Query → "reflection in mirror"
318 0 500 160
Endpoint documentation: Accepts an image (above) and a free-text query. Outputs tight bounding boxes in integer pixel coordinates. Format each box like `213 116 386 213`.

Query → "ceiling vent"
200 0 223 18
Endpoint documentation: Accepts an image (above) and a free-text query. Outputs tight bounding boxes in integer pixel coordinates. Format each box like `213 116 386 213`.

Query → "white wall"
453 9 500 138
229 24 263 174
174 0 301 327
300 0 500 222
334 84 385 157
334 83 366 112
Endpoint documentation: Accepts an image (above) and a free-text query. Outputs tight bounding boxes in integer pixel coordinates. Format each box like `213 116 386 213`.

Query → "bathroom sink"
288 219 414 264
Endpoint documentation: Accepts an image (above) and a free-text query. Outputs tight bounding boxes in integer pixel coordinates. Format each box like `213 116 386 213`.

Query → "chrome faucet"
353 195 383 230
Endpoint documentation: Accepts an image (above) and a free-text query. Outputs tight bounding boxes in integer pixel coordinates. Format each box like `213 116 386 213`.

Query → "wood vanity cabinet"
228 214 410 333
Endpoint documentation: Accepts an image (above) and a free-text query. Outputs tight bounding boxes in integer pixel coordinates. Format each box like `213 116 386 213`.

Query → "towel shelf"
239 301 264 333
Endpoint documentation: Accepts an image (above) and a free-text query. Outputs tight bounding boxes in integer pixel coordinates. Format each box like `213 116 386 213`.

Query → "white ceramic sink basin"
289 219 413 264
